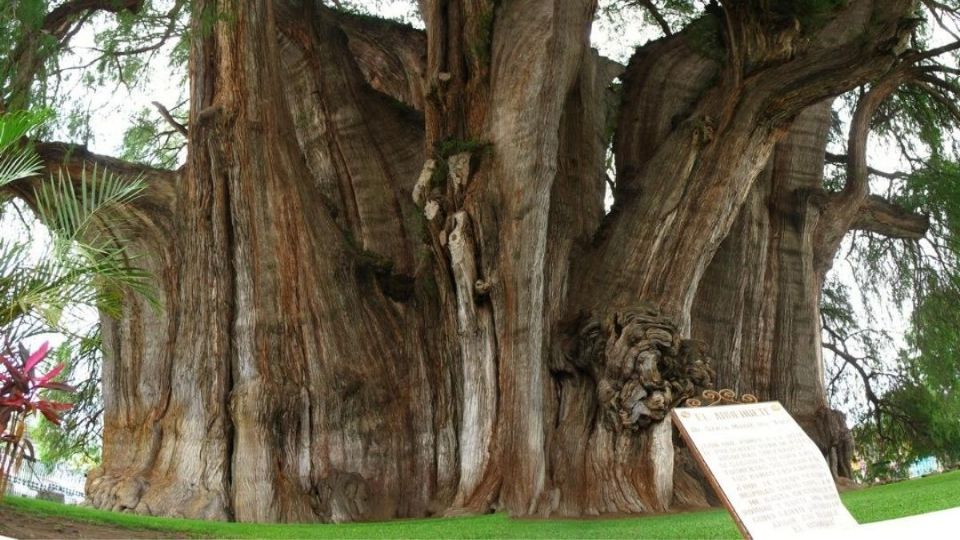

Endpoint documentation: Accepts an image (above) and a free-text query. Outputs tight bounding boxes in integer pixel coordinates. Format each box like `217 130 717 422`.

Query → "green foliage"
429 138 490 190
1 0 191 158
827 157 960 472
467 5 495 66
597 0 700 48
875 86 959 160
1 113 153 325
435 138 490 159
902 159 960 251
855 283 960 469
0 0 49 108
0 109 49 150
119 107 186 169
12 0 46 30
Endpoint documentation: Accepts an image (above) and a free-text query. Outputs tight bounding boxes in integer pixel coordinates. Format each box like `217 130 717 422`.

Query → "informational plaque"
672 401 858 539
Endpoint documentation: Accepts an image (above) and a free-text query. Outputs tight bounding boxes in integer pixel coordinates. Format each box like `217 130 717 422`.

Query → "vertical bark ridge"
422 0 603 515
688 167 774 395
763 104 834 422
546 48 614 515
278 14 426 276
216 1 444 522
549 30 724 514
94 0 238 520
446 210 498 511
473 0 597 514
89 0 453 523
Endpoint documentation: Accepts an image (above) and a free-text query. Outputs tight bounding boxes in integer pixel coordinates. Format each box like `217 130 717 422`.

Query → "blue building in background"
908 456 942 478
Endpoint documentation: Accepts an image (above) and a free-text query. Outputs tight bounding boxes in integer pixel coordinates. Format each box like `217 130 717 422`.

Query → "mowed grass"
4 470 960 539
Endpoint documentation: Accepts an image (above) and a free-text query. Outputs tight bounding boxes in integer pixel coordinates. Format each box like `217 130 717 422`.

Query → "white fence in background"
3 461 85 504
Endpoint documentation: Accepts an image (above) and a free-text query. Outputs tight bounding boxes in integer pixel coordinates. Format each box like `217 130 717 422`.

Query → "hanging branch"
151 101 188 137
632 0 673 36
824 152 910 180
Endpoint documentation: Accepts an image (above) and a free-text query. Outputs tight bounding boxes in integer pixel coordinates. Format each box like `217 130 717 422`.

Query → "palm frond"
0 145 41 189
0 111 48 189
1 109 156 356
0 110 49 153
33 167 146 246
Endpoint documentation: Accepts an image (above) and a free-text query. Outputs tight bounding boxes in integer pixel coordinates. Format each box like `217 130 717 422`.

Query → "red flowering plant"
0 341 74 499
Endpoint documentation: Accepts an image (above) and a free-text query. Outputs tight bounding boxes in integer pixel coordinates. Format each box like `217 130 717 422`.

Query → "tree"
2 0 958 524
823 156 960 475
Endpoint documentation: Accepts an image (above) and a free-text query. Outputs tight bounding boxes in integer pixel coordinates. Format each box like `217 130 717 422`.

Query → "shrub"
0 341 74 499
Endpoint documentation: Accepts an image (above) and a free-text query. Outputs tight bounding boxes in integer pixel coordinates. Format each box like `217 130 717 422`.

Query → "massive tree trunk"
692 88 928 479
691 103 842 471
46 0 922 523
693 102 834 428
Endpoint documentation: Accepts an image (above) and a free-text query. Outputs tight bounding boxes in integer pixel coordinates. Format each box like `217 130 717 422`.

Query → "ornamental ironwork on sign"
684 388 758 408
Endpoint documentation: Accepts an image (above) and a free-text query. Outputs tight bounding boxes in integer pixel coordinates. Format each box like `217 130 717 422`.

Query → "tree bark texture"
73 0 922 522
692 85 929 479
691 103 837 450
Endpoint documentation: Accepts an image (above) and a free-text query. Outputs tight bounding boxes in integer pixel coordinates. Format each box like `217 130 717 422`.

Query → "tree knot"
473 278 491 296
569 306 715 433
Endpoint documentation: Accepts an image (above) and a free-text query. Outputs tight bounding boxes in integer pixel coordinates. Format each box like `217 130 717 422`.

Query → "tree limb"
41 0 145 38
920 0 960 41
821 341 882 415
813 73 906 274
2 0 147 111
151 101 188 137
906 38 960 62
632 0 673 36
3 142 177 226
824 152 909 180
909 79 960 126
852 195 930 240
32 142 172 180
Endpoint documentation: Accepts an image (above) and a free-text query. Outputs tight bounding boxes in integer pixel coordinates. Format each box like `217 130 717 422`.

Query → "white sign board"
672 401 858 539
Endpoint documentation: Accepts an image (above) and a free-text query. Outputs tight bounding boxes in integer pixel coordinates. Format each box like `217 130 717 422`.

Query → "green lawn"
4 471 960 539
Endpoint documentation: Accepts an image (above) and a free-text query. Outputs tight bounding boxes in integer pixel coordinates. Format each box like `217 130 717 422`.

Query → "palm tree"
0 110 152 490
1 110 151 343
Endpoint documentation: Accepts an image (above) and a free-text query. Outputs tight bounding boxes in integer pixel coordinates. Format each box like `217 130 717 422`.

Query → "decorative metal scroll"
684 389 758 408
